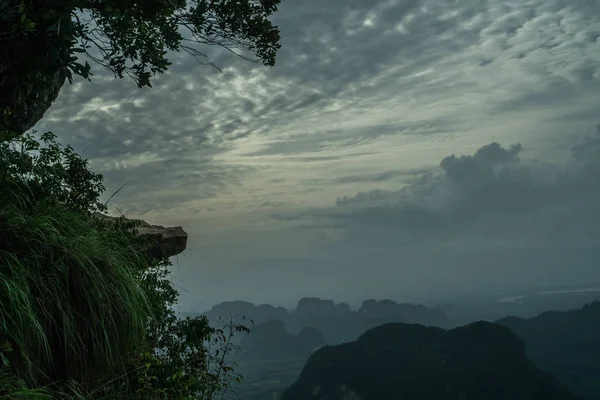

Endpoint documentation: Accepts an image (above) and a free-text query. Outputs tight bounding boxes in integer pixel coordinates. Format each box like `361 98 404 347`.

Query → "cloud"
220 124 599 306
274 124 600 251
333 168 429 184
34 0 600 221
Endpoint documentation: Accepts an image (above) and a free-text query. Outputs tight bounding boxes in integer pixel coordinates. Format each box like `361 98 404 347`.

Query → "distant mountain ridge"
239 319 326 360
203 297 450 345
207 298 600 400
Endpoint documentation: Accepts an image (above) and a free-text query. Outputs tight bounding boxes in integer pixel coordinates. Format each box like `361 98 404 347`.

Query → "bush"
0 131 246 399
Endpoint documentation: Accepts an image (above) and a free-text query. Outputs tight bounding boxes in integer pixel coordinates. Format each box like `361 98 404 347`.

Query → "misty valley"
180 286 600 400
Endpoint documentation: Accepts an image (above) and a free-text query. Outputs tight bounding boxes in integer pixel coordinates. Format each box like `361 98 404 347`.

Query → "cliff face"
0 7 72 136
0 67 65 136
281 321 577 400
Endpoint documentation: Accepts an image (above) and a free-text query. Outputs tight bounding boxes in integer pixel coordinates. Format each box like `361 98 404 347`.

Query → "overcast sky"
35 0 600 311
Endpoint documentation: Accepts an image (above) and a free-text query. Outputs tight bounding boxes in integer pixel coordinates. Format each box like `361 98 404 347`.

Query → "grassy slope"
0 184 151 397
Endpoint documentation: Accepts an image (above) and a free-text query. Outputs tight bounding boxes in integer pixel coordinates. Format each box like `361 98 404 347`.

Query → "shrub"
0 131 246 399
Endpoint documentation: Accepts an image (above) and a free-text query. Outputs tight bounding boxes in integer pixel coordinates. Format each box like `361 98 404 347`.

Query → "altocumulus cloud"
34 0 600 222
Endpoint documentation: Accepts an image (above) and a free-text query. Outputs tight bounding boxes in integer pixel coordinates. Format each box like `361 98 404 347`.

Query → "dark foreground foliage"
0 131 247 399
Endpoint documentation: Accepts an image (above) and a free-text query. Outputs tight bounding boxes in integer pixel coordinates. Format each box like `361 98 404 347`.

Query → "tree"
1 0 281 87
0 0 283 135
0 1 279 396
0 131 249 398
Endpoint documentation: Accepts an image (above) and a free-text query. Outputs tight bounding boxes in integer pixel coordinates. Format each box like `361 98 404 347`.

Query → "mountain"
239 319 326 360
280 321 577 400
205 300 290 326
496 301 600 398
204 297 450 346
359 299 449 326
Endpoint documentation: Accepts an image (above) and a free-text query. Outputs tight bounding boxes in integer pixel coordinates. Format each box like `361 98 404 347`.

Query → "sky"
34 0 600 311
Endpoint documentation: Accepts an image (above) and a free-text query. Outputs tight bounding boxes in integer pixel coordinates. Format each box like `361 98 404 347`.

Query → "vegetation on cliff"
0 131 249 398
0 0 282 135
0 131 151 396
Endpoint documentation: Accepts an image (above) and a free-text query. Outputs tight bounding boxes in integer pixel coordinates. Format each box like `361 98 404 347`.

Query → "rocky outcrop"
0 68 66 136
0 9 71 136
94 213 188 259
281 321 577 400
294 298 338 318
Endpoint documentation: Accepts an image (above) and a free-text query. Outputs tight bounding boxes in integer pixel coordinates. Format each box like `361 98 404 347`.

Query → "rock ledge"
94 213 187 259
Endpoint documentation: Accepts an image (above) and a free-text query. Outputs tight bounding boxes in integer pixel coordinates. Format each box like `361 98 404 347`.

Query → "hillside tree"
0 0 282 134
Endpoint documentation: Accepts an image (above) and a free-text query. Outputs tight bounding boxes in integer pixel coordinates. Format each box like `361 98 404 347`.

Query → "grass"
0 183 153 394
0 132 231 399
0 372 52 399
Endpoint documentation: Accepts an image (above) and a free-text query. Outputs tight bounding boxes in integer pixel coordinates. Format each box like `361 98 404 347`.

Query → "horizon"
176 281 600 314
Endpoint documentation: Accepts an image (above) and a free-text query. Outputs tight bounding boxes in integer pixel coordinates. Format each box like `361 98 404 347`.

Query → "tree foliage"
0 131 107 214
111 262 250 400
0 131 151 394
0 0 279 396
0 131 248 399
0 0 282 88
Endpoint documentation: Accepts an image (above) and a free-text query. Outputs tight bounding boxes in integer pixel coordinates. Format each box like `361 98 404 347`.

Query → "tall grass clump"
0 371 53 399
0 131 152 394
0 131 247 399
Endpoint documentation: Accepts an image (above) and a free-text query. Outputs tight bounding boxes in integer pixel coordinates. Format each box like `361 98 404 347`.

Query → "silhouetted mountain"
280 321 577 400
205 300 289 326
205 297 450 347
359 299 450 326
497 301 600 398
240 319 326 360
